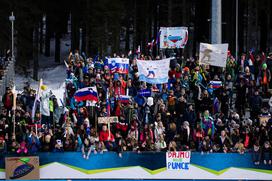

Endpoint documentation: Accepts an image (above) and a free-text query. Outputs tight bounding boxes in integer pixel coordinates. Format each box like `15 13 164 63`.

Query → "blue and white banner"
137 58 171 84
107 58 129 74
159 27 188 49
138 89 152 97
0 152 271 180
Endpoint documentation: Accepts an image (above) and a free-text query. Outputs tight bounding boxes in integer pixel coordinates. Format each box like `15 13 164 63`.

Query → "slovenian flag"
210 81 222 89
108 58 129 74
74 86 98 102
118 95 130 104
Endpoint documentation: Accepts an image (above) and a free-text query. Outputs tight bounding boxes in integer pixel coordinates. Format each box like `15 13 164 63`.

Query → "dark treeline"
0 0 272 73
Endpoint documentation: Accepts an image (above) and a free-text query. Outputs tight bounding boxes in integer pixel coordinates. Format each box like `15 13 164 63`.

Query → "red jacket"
99 130 115 142
114 86 126 95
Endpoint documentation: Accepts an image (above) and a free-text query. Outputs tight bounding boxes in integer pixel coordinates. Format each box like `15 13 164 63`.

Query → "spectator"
81 137 91 159
2 87 13 117
27 131 40 154
0 136 7 155
249 90 263 121
262 141 272 165
99 125 115 151
200 110 215 137
215 130 232 153
0 50 271 166
252 141 261 165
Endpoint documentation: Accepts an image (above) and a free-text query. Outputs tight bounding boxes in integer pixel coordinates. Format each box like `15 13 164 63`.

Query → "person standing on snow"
40 85 53 128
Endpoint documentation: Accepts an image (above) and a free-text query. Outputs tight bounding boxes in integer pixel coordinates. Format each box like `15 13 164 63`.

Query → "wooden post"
107 121 111 140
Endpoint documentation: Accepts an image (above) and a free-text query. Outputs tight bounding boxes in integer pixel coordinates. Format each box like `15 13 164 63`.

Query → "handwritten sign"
166 151 191 170
98 117 119 124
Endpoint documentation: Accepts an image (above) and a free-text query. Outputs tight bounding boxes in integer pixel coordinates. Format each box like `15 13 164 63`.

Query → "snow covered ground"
15 35 70 106
15 64 66 105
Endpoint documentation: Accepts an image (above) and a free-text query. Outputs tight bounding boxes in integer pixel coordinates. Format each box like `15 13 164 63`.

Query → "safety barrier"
0 152 271 180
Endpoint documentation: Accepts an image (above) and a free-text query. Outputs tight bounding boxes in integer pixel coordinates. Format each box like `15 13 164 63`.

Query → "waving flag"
118 95 131 104
108 58 129 74
74 86 98 102
210 81 222 89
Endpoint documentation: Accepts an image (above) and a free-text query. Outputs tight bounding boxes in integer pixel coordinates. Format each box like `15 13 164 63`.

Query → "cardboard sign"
166 151 191 170
199 43 229 67
5 156 39 180
98 117 119 124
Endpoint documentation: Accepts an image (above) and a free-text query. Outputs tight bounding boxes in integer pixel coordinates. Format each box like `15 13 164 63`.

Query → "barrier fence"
0 152 271 180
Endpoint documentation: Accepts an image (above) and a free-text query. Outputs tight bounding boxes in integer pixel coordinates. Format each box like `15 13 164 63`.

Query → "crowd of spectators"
0 49 271 165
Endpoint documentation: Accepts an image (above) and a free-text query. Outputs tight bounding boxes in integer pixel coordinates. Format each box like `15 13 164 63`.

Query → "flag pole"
12 85 16 139
106 88 111 140
32 79 43 135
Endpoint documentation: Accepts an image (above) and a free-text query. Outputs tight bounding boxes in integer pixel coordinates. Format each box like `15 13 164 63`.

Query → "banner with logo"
137 58 171 84
199 43 229 67
5 156 39 180
107 58 129 74
159 27 188 49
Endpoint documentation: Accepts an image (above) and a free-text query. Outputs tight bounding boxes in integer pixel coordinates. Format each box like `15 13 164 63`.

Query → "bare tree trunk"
168 0 172 26
153 0 159 57
81 25 86 53
133 0 137 51
39 18 43 54
45 15 51 57
125 15 130 52
33 27 39 81
71 12 80 51
55 32 61 63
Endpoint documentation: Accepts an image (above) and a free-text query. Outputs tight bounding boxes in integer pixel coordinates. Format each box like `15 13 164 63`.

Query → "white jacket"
40 90 52 116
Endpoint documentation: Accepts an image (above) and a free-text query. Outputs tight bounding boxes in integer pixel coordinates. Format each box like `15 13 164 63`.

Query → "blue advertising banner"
0 152 271 180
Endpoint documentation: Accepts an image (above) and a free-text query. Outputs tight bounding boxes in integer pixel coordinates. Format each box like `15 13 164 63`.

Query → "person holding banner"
99 124 115 151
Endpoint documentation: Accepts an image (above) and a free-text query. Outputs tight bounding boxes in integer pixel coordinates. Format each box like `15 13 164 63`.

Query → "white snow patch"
15 65 66 106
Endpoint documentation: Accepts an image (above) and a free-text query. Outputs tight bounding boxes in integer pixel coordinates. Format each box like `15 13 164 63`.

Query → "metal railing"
0 59 15 100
